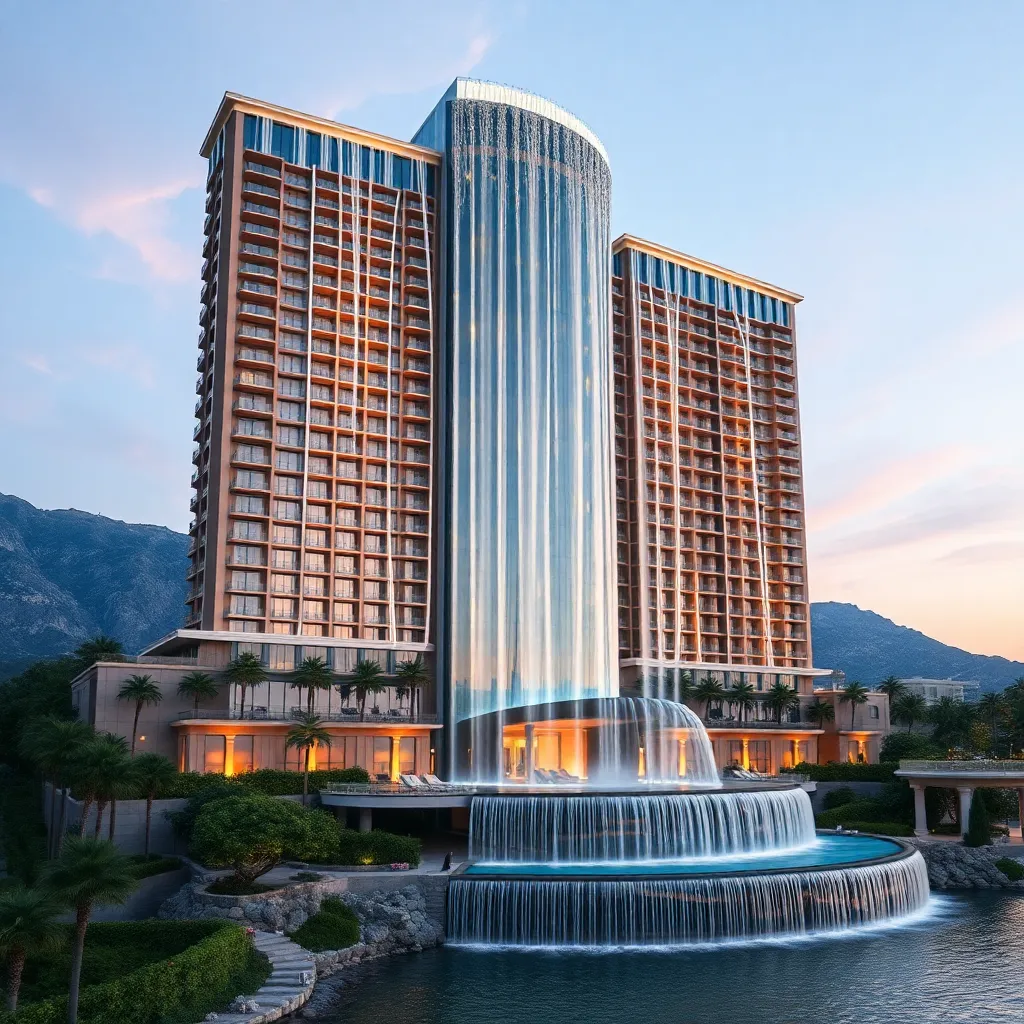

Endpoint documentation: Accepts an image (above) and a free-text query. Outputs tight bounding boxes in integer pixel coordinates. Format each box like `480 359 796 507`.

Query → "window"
399 737 416 775
277 401 305 424
276 425 304 447
274 475 302 496
233 736 254 775
230 570 263 591
748 741 771 774
274 500 301 521
203 736 225 774
372 737 391 778
233 494 266 515
305 528 328 547
279 354 306 374
280 332 306 352
272 548 298 569
235 469 267 489
268 644 295 670
270 598 297 619
231 545 265 566
231 521 266 541
304 552 326 572
271 574 298 594
229 595 263 616
869 705 880 720
278 378 305 398
273 525 301 545
308 456 330 475
276 451 303 471
235 444 269 465
335 555 357 574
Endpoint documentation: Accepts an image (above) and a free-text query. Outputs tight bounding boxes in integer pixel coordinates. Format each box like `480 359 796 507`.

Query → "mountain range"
1 492 1021 691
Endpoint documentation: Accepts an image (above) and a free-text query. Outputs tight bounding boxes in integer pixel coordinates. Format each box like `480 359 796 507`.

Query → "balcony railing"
176 708 438 724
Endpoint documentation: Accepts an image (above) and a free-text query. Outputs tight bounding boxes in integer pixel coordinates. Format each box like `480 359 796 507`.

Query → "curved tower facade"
415 81 617 777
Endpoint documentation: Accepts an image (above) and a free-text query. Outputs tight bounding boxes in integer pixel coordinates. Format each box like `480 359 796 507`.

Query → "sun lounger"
400 773 426 789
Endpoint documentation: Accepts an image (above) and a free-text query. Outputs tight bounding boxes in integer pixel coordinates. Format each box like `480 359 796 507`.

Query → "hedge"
0 921 265 1024
995 858 1024 882
820 820 915 838
158 766 370 799
333 828 422 867
785 761 898 783
290 897 361 952
816 800 890 828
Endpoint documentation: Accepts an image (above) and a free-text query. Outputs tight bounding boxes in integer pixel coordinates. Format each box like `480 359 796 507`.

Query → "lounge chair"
400 773 425 789
374 773 391 784
420 774 451 790
533 769 556 784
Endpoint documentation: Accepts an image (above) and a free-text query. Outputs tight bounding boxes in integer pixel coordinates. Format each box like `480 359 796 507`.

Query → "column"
358 807 373 833
741 737 750 770
791 739 800 768
957 787 974 837
308 739 318 773
389 738 400 781
912 784 928 837
224 735 236 777
524 723 535 781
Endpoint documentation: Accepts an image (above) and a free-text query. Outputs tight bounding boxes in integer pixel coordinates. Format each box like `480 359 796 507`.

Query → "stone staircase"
203 931 316 1023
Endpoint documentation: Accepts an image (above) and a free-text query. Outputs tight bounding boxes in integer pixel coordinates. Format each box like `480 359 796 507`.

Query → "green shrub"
822 786 857 810
159 766 371 800
290 897 361 952
995 857 1024 882
169 779 245 840
964 793 992 847
206 877 277 896
787 761 897 783
822 821 915 838
879 732 943 762
332 828 421 867
127 854 181 880
816 799 886 828
0 920 268 1024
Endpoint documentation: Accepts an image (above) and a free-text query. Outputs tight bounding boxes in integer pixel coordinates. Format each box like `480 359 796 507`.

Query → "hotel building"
71 81 887 782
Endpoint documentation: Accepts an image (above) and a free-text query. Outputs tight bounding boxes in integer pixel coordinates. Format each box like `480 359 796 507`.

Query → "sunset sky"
1 1 1020 660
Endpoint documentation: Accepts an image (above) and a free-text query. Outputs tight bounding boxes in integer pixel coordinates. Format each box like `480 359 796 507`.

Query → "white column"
957 786 974 837
358 807 373 833
525 723 535 780
912 784 928 837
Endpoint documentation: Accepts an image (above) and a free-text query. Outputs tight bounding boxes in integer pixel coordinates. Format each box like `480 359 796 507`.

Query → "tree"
676 670 694 705
70 734 131 839
963 792 992 848
977 692 1004 751
877 675 906 701
20 716 93 857
350 660 386 721
767 682 800 724
335 682 353 710
395 655 429 719
131 753 177 857
805 697 835 728
189 794 310 884
293 657 333 716
43 837 136 1024
176 671 219 714
893 692 928 732
285 714 332 805
225 652 267 720
694 676 726 721
930 695 974 751
73 636 124 668
0 885 65 1012
728 681 757 724
116 674 163 756
839 681 870 730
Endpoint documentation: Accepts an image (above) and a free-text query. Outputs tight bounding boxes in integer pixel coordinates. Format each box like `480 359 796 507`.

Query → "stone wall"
912 839 1024 890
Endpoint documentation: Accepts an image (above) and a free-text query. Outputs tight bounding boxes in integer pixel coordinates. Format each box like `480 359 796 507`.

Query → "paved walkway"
203 931 316 1023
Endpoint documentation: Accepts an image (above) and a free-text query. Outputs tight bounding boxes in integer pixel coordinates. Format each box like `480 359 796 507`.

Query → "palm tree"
676 670 694 706
767 682 800 724
292 657 333 716
71 734 130 839
695 675 726 721
43 837 136 1024
131 753 176 857
0 885 65 1012
395 655 430 719
335 682 353 711
176 670 218 714
877 675 906 701
893 692 928 732
225 652 267 720
930 695 974 751
73 636 124 668
728 681 757 724
351 659 387 721
285 714 332 805
978 692 1005 749
839 681 870 730
20 717 93 857
393 683 409 711
116 674 163 755
805 697 836 728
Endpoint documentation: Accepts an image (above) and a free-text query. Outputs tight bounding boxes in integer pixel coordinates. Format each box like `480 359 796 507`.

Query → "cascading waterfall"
448 854 931 947
470 788 816 864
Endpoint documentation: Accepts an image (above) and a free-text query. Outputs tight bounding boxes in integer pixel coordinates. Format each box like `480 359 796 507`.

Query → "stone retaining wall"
912 839 1024 890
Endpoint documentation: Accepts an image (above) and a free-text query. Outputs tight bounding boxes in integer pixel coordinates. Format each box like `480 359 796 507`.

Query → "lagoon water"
317 893 1024 1024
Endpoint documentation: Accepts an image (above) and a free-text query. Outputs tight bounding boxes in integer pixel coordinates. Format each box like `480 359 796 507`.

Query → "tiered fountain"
447 697 930 948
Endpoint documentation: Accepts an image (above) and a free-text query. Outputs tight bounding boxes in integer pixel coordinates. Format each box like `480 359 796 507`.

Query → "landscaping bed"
0 919 269 1024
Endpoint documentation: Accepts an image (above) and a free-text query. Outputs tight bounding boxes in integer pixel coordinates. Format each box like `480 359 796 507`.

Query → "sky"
0 1 1021 661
